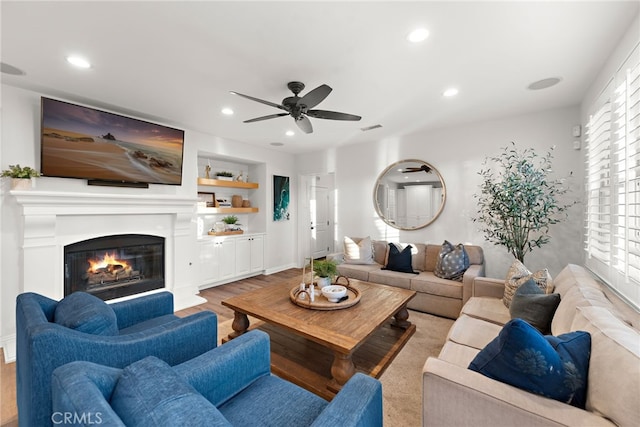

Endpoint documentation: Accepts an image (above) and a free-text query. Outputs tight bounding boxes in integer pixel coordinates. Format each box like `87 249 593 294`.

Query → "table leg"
328 351 356 393
228 311 249 340
392 304 412 329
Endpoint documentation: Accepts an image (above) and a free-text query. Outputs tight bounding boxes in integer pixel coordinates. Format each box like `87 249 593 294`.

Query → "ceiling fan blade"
296 116 313 134
243 113 289 123
230 91 287 111
298 84 332 109
306 109 362 121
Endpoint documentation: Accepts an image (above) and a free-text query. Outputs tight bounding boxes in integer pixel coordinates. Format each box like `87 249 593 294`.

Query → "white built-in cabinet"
198 233 265 288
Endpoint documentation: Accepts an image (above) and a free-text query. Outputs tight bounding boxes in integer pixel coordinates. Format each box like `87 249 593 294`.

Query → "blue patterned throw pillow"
469 318 590 408
434 240 469 282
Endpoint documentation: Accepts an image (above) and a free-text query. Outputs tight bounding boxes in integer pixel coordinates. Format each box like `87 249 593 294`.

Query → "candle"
301 259 306 284
311 258 314 283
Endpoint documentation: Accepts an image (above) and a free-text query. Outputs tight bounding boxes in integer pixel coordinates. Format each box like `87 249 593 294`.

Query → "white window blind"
613 62 640 282
585 101 612 264
585 46 640 307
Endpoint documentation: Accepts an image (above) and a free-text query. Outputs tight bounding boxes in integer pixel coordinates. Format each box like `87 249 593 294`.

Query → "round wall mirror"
373 159 446 230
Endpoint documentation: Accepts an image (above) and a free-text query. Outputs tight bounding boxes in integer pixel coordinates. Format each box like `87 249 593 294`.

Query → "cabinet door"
235 237 251 276
198 240 219 285
218 239 236 280
250 235 264 273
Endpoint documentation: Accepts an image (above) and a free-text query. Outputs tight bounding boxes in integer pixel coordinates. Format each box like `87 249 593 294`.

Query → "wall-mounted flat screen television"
41 97 184 186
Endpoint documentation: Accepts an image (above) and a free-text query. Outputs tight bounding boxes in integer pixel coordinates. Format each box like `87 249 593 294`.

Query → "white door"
311 185 329 259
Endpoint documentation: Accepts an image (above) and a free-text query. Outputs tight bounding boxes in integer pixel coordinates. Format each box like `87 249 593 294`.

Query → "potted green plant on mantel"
312 259 338 288
1 164 40 190
216 171 234 181
221 215 241 232
472 142 576 262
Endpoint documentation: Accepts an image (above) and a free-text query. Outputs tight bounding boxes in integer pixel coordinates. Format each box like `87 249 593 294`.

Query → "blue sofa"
16 291 218 427
51 330 383 427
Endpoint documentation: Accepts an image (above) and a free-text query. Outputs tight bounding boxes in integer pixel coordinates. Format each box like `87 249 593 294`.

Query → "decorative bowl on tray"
321 285 347 303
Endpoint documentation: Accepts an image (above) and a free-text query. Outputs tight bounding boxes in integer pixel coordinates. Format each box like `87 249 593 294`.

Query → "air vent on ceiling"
360 124 382 132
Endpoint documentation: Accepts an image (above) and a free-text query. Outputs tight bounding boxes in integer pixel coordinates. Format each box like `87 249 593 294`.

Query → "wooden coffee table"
221 278 416 399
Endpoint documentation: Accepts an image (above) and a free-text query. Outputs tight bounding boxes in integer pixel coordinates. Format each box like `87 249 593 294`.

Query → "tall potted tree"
473 142 575 262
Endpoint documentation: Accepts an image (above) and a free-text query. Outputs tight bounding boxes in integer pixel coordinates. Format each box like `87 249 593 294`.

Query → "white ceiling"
2 1 638 154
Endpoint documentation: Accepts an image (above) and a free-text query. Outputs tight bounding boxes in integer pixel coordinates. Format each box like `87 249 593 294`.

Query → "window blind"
585 101 612 264
612 62 640 282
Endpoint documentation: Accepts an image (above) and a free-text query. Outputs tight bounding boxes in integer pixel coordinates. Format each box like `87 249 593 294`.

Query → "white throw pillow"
343 236 376 264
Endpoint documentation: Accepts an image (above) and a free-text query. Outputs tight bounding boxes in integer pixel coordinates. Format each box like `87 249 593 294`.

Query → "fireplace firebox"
64 234 165 300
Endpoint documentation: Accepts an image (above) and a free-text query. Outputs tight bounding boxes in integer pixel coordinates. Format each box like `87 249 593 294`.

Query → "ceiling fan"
230 81 361 134
402 165 432 173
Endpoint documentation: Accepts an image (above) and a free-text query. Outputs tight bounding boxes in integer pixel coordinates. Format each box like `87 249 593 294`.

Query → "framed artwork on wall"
273 175 290 221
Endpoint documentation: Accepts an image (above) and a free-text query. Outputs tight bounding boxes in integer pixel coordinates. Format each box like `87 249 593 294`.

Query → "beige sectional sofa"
328 239 485 319
423 264 640 427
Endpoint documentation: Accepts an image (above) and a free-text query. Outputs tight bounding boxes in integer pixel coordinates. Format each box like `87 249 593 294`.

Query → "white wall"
297 106 584 279
0 85 298 355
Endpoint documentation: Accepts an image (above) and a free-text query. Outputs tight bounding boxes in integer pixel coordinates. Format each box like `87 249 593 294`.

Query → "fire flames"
87 252 130 274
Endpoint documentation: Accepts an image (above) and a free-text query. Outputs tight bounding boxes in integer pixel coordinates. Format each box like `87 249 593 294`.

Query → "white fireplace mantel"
11 189 204 308
11 190 197 216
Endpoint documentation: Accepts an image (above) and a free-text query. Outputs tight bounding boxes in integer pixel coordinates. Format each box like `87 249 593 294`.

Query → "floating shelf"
199 207 259 214
197 178 259 189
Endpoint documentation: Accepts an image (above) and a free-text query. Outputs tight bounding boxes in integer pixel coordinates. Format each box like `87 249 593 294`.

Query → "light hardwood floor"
0 268 302 427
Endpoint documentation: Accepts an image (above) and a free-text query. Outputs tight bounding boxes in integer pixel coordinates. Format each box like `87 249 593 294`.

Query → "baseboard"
264 263 297 275
1 333 16 363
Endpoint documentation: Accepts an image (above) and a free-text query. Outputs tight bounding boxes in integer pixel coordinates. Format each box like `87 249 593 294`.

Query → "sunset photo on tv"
41 97 185 185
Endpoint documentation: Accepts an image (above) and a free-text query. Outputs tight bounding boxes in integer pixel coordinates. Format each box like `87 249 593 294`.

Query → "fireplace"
64 234 165 300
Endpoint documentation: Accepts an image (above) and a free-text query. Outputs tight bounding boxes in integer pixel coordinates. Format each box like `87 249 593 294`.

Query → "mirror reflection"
373 159 446 230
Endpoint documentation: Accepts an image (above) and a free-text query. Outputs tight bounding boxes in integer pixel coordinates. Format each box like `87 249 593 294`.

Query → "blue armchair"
16 291 218 427
51 330 383 427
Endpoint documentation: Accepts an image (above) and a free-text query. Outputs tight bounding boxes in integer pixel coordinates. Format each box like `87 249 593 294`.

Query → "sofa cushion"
434 241 469 282
343 236 376 264
460 297 511 325
438 340 481 368
368 269 412 290
111 356 229 427
469 318 590 409
503 259 553 308
552 264 602 296
336 263 381 282
551 285 617 336
372 240 388 265
509 278 561 334
382 243 418 274
54 292 118 336
446 314 502 350
571 306 640 427
411 273 463 299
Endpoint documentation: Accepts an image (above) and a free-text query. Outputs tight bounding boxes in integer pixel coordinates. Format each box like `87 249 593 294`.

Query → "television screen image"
41 97 184 185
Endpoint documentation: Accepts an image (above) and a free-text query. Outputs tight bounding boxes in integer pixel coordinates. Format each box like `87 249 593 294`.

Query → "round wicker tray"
289 276 361 310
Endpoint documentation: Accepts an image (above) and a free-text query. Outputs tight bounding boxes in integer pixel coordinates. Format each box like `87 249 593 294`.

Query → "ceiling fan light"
285 130 295 136
221 107 234 115
407 28 429 43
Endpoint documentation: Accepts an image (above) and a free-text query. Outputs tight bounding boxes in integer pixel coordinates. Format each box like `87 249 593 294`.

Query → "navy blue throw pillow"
382 243 418 274
469 318 590 408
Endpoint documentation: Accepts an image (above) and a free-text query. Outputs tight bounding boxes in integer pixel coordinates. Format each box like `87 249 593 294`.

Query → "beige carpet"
218 310 454 427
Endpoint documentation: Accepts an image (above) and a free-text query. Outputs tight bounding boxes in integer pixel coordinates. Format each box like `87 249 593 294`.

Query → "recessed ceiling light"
443 88 459 97
407 28 429 43
285 130 295 136
66 56 91 69
270 142 284 147
527 77 562 90
221 107 234 115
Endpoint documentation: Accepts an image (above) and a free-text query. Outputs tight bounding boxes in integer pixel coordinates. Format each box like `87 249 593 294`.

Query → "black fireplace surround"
64 234 165 300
